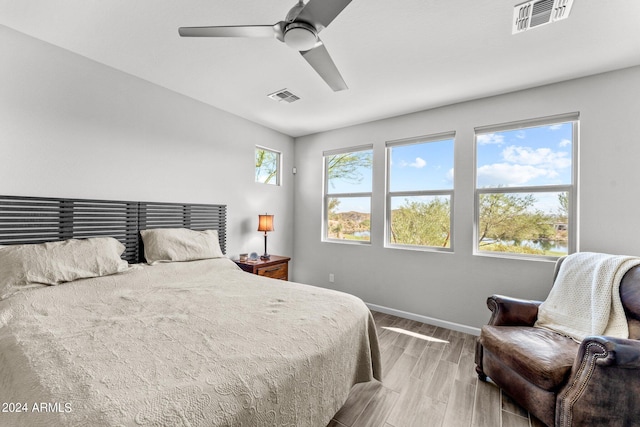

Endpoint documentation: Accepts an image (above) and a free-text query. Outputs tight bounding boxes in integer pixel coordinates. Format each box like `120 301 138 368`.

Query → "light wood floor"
328 311 546 427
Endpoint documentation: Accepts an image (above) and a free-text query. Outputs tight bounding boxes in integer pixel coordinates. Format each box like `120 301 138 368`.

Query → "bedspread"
0 258 381 426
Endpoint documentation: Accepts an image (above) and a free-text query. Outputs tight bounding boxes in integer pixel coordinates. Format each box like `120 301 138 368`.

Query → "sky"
476 122 573 214
476 122 572 188
327 122 573 214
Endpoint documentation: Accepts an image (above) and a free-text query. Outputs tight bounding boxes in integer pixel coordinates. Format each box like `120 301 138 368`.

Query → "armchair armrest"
557 336 640 426
580 335 640 368
486 295 542 327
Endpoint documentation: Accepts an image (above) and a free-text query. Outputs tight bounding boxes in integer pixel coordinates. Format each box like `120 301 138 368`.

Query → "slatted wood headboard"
0 195 227 263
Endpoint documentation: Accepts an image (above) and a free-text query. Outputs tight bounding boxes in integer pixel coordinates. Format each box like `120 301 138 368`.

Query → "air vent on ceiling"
513 0 574 34
267 89 300 103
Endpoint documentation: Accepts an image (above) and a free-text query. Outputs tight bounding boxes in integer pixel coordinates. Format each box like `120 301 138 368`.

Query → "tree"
478 193 555 252
327 197 343 238
390 198 451 247
326 151 372 186
557 192 568 221
255 149 278 184
325 151 373 239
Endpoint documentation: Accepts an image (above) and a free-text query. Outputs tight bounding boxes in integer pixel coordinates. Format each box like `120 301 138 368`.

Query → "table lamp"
257 214 274 260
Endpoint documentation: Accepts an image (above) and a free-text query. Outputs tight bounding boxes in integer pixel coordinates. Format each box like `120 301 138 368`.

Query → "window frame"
473 113 579 260
255 146 281 186
385 132 456 252
322 145 373 245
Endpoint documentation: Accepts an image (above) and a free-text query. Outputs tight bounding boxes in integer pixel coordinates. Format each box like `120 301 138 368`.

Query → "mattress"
0 258 381 426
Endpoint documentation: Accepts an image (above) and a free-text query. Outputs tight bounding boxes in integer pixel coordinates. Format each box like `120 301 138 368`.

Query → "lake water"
488 239 567 253
521 239 567 253
353 231 371 238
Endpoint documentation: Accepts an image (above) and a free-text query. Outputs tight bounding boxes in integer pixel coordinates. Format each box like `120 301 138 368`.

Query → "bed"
0 195 381 427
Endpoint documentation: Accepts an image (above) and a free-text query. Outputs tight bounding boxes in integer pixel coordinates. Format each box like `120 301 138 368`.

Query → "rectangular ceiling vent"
513 0 574 34
267 89 300 104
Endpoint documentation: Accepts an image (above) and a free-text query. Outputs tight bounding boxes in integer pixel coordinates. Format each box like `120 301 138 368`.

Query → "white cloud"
548 124 563 130
502 145 571 169
559 138 571 147
477 133 504 145
477 163 550 186
410 157 426 168
477 145 571 186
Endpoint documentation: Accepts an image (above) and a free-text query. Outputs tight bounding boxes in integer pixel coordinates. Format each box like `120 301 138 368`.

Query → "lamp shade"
257 214 274 232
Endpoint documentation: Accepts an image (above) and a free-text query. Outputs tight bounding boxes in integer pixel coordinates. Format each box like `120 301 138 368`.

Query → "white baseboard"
366 302 481 336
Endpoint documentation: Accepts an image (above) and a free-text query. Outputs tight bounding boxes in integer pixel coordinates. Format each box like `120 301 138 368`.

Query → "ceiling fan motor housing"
284 22 318 51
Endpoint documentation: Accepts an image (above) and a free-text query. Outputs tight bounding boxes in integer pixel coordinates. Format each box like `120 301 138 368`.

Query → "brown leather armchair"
475 263 640 427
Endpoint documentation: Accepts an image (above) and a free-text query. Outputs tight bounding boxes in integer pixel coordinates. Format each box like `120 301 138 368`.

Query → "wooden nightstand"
233 255 291 281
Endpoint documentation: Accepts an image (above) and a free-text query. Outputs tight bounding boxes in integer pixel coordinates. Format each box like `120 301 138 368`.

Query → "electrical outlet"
329 273 335 283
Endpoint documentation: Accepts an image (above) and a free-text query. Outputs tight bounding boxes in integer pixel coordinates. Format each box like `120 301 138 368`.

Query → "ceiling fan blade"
179 24 281 38
300 41 348 91
295 0 352 29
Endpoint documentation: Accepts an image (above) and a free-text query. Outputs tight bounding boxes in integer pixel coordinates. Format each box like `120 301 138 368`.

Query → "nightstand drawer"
233 255 290 281
257 263 288 280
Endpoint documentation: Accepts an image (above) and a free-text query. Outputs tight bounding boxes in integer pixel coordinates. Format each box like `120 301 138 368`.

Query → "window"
323 146 373 243
475 114 578 258
386 133 455 250
255 147 281 185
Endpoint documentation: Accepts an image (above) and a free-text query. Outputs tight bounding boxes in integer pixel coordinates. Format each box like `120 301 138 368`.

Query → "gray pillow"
0 237 129 300
140 228 224 264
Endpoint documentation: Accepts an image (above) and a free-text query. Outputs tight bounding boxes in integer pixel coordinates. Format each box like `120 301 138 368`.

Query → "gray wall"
0 25 295 259
292 66 640 332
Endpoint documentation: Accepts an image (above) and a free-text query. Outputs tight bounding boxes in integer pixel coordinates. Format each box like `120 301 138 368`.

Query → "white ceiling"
1 0 639 137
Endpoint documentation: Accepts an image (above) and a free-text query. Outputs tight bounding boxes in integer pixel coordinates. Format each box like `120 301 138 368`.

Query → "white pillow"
0 237 130 300
140 228 224 264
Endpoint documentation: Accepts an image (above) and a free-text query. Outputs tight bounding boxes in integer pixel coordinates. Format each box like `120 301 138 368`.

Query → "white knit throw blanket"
535 252 640 342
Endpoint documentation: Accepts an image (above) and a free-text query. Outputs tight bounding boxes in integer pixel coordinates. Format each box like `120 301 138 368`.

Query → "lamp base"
260 254 271 260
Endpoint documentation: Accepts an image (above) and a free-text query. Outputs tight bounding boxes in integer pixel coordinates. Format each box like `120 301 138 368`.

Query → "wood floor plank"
410 394 447 427
380 344 404 373
448 329 470 339
530 414 547 427
463 334 478 354
403 334 431 358
333 380 383 426
390 318 415 330
442 379 476 427
472 379 501 427
501 390 528 418
502 410 530 427
405 319 429 334
351 385 399 427
423 359 457 403
410 341 445 382
432 326 452 340
385 376 431 427
418 322 437 336
456 344 479 386
380 324 432 358
383 352 420 392
373 316 396 347
442 335 465 364
391 328 415 351
377 327 400 352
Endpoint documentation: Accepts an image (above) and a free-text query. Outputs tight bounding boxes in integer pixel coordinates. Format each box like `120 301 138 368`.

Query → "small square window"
255 147 281 186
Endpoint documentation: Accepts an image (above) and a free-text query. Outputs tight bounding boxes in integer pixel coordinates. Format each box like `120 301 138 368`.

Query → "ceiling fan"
178 0 352 92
